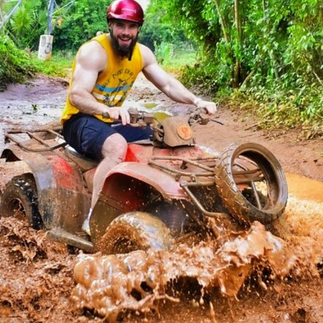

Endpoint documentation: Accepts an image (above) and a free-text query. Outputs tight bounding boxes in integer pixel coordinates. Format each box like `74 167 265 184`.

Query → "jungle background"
1 1 323 322
0 0 323 137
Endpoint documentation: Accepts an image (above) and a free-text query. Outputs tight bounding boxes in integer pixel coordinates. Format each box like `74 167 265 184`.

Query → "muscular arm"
140 44 216 114
69 41 107 115
69 41 129 123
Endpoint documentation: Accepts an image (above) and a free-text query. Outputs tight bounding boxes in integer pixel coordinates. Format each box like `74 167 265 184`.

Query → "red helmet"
107 0 144 25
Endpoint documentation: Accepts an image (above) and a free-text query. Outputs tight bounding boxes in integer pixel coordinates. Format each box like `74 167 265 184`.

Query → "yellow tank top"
61 34 143 123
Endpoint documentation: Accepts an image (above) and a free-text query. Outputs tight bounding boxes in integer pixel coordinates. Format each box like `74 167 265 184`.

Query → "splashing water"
71 221 321 322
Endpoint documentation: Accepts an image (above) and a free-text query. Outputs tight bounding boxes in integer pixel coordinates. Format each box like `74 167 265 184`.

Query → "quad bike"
0 108 288 254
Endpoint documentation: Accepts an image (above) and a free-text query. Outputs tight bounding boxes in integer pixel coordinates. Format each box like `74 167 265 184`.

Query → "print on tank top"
93 67 136 107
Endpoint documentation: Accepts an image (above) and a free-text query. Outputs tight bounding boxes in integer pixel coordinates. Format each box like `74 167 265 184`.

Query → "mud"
0 73 323 322
0 218 76 322
71 221 321 322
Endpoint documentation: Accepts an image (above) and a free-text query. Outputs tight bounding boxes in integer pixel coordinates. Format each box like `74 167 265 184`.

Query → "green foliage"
30 52 72 77
0 33 70 91
179 60 219 95
4 0 48 49
1 0 323 131
150 0 323 130
155 44 197 73
139 3 192 51
0 35 36 91
53 0 110 51
225 82 323 130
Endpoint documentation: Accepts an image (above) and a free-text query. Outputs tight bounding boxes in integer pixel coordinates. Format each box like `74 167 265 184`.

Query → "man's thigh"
63 114 116 160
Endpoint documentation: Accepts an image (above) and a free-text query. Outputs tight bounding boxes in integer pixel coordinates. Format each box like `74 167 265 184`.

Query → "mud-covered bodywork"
0 127 227 251
1 143 88 233
89 144 229 245
0 111 288 253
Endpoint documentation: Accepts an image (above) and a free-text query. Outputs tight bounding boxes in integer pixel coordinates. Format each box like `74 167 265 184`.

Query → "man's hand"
194 98 217 115
107 107 130 125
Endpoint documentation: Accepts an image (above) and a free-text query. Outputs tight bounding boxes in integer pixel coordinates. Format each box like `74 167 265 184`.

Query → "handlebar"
128 108 155 126
127 107 223 147
127 107 222 127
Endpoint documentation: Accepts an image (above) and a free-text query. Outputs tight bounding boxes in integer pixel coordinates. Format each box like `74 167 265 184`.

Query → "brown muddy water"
0 173 322 323
1 73 322 322
70 174 323 322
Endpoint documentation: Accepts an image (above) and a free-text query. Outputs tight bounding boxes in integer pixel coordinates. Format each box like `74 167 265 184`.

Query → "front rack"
149 155 226 218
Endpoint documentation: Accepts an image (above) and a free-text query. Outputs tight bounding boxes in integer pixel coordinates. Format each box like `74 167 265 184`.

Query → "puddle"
286 173 323 203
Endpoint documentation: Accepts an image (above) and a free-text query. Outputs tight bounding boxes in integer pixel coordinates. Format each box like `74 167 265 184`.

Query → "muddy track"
0 73 322 323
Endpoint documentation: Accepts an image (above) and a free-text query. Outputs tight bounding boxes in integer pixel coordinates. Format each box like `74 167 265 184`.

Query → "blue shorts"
62 113 153 160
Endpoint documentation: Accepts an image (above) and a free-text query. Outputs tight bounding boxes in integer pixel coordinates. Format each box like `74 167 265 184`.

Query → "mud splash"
71 221 322 322
0 218 75 322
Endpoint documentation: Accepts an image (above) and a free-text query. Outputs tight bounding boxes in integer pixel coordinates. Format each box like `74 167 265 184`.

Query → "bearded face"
109 20 139 59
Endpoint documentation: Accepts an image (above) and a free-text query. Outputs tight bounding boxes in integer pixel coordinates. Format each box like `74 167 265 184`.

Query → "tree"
53 0 110 52
152 0 323 87
3 0 47 49
139 3 192 53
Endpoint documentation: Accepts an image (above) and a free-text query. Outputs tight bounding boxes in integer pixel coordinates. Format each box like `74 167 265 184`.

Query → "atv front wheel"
0 174 42 229
215 142 288 225
96 212 173 255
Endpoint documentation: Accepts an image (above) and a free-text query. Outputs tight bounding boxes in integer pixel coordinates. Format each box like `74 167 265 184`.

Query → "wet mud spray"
71 221 322 322
70 174 323 322
0 174 322 322
0 75 323 323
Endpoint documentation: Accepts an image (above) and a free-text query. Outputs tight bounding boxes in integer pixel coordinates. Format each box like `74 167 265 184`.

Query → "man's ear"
108 21 113 32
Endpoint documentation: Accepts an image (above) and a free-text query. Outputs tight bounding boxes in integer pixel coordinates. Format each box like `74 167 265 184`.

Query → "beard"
110 31 138 60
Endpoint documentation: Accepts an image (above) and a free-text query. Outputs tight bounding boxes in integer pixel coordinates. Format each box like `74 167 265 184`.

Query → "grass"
30 51 73 78
155 42 197 73
159 51 197 73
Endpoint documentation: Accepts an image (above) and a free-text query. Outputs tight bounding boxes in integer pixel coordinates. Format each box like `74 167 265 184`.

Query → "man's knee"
101 133 128 161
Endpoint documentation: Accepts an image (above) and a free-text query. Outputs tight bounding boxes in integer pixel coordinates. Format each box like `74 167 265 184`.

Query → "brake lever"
189 108 224 126
209 119 224 125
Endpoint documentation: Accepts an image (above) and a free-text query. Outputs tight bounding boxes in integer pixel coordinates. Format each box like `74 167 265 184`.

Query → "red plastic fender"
101 162 188 201
2 146 87 231
125 144 154 162
47 155 84 190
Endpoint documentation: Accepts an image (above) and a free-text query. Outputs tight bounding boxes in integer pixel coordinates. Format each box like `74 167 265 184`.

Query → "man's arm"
69 41 130 124
140 44 217 114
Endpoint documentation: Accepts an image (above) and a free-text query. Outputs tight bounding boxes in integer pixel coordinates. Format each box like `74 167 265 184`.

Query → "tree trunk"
213 0 229 44
233 0 242 88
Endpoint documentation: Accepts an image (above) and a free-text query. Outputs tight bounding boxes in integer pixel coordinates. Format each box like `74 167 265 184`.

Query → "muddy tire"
97 212 173 255
0 174 42 229
215 142 288 225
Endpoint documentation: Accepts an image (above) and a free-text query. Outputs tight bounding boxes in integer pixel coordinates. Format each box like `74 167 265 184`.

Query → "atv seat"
64 146 99 171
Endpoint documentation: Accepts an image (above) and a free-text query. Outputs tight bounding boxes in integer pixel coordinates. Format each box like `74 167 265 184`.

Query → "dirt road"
0 73 322 323
1 73 322 181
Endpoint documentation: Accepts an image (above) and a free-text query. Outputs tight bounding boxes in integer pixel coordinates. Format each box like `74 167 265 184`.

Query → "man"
61 0 217 235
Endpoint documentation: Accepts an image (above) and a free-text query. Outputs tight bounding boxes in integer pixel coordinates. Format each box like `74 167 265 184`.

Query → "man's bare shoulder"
138 43 156 67
76 40 107 71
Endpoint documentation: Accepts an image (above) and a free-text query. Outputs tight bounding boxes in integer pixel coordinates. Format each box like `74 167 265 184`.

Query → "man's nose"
122 26 132 34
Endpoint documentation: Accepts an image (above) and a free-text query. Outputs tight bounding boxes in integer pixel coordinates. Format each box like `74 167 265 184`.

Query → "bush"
0 35 36 91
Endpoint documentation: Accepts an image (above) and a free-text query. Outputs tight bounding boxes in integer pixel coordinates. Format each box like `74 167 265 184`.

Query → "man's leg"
63 115 153 235
90 133 128 209
83 133 128 235
63 115 126 235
